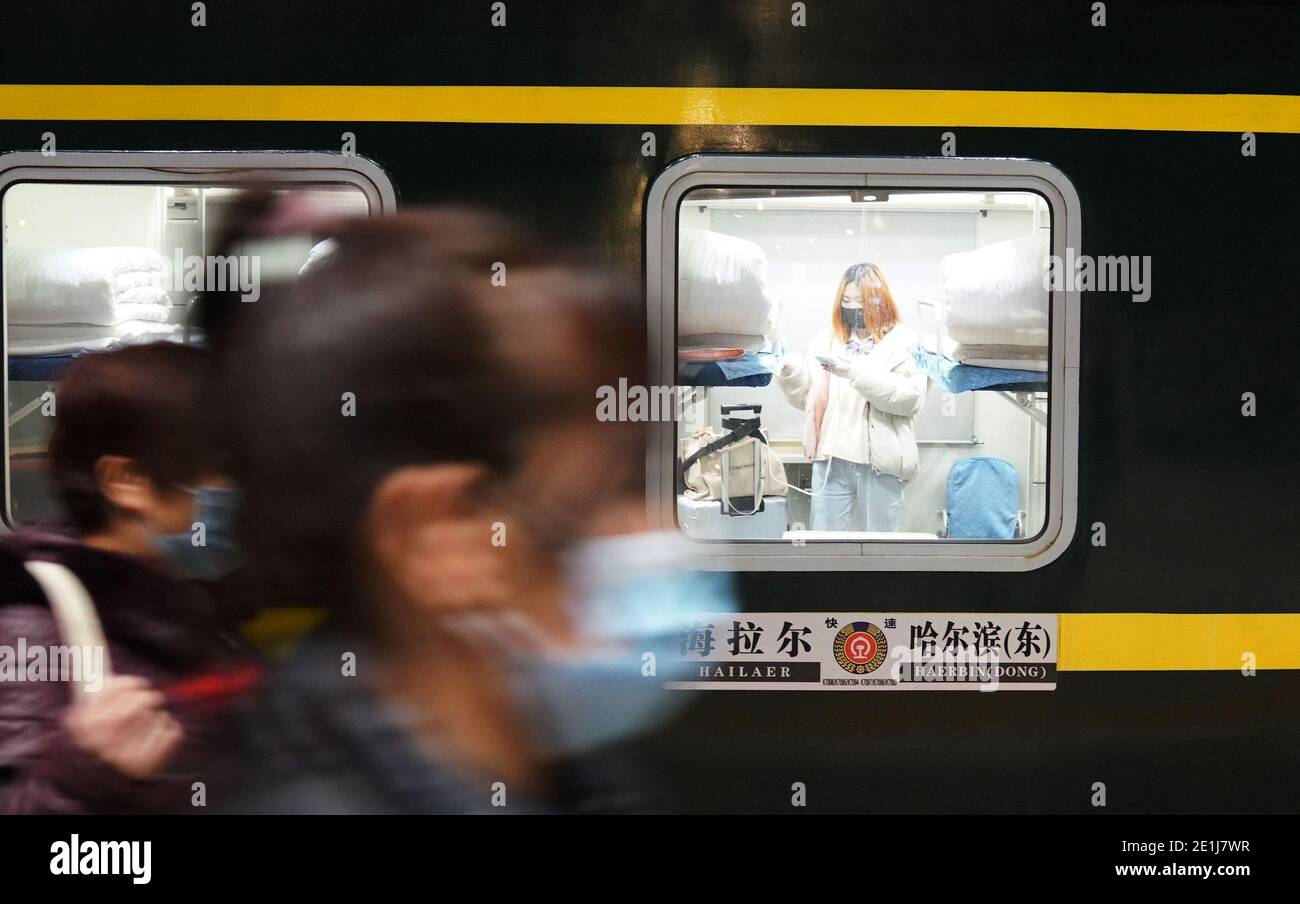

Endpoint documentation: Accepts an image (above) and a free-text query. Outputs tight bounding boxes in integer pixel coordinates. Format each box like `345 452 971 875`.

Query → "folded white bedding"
678 332 768 354
940 235 1049 347
955 357 1049 373
299 238 338 276
953 342 1049 372
8 335 120 356
8 320 182 356
678 228 778 341
6 246 172 327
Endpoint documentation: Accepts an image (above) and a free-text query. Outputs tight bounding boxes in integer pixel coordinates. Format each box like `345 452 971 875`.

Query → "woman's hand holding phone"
816 355 851 378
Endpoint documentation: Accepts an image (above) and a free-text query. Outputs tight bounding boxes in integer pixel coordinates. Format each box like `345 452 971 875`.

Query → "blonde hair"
831 262 901 344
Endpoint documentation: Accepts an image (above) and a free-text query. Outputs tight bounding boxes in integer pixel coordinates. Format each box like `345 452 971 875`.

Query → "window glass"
3 182 370 525
675 187 1051 544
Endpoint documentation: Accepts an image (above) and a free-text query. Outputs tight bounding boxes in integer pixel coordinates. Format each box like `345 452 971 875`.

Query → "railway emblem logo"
833 621 888 674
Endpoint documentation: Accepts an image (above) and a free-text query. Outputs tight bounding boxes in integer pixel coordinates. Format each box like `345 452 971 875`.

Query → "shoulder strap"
23 560 113 700
678 420 765 488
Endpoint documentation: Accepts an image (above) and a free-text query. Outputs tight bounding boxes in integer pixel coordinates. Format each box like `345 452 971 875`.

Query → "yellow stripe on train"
0 85 1295 133
1059 613 1300 671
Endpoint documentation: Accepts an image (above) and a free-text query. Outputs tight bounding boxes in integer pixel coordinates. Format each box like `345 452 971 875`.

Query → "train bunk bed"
910 344 1047 395
912 234 1051 426
6 244 185 429
676 227 780 388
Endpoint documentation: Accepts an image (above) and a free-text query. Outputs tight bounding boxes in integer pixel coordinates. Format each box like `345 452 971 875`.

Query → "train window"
0 152 395 527
645 156 1079 571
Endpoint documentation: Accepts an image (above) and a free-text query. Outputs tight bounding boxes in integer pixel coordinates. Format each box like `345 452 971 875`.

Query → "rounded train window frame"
645 154 1080 572
0 150 397 531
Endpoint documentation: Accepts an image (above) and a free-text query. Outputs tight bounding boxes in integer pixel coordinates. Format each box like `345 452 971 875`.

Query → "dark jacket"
0 528 249 814
225 628 661 814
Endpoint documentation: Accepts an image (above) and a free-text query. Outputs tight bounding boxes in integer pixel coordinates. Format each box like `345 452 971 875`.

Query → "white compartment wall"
3 184 163 251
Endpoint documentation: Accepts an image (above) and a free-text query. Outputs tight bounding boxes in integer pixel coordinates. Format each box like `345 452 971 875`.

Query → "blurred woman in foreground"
212 207 730 813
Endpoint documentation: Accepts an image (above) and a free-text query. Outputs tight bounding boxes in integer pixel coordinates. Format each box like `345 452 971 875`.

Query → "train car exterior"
0 0 1296 814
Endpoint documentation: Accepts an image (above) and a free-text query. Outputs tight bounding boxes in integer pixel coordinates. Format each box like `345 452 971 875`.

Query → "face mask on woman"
841 307 867 330
153 486 244 580
446 531 738 759
527 531 739 757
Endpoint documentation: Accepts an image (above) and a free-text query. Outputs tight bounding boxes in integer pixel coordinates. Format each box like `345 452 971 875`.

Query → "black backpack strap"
721 416 769 439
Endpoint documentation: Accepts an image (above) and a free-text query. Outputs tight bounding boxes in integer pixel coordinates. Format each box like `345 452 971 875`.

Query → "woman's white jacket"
776 323 927 481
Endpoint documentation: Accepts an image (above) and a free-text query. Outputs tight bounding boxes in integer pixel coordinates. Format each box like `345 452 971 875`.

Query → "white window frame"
0 150 397 531
645 155 1080 572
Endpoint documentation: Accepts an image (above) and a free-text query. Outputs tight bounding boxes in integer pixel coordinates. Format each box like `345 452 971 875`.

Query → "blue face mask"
153 486 244 580
475 532 738 759
524 532 738 758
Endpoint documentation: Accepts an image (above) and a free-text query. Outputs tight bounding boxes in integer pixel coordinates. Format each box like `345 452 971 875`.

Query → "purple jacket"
0 529 246 814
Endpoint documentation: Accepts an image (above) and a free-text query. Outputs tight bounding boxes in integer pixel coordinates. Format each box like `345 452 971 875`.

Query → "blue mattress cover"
911 346 1047 394
677 351 776 388
8 352 82 382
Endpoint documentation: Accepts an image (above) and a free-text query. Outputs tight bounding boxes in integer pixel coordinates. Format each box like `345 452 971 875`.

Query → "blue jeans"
809 457 905 532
